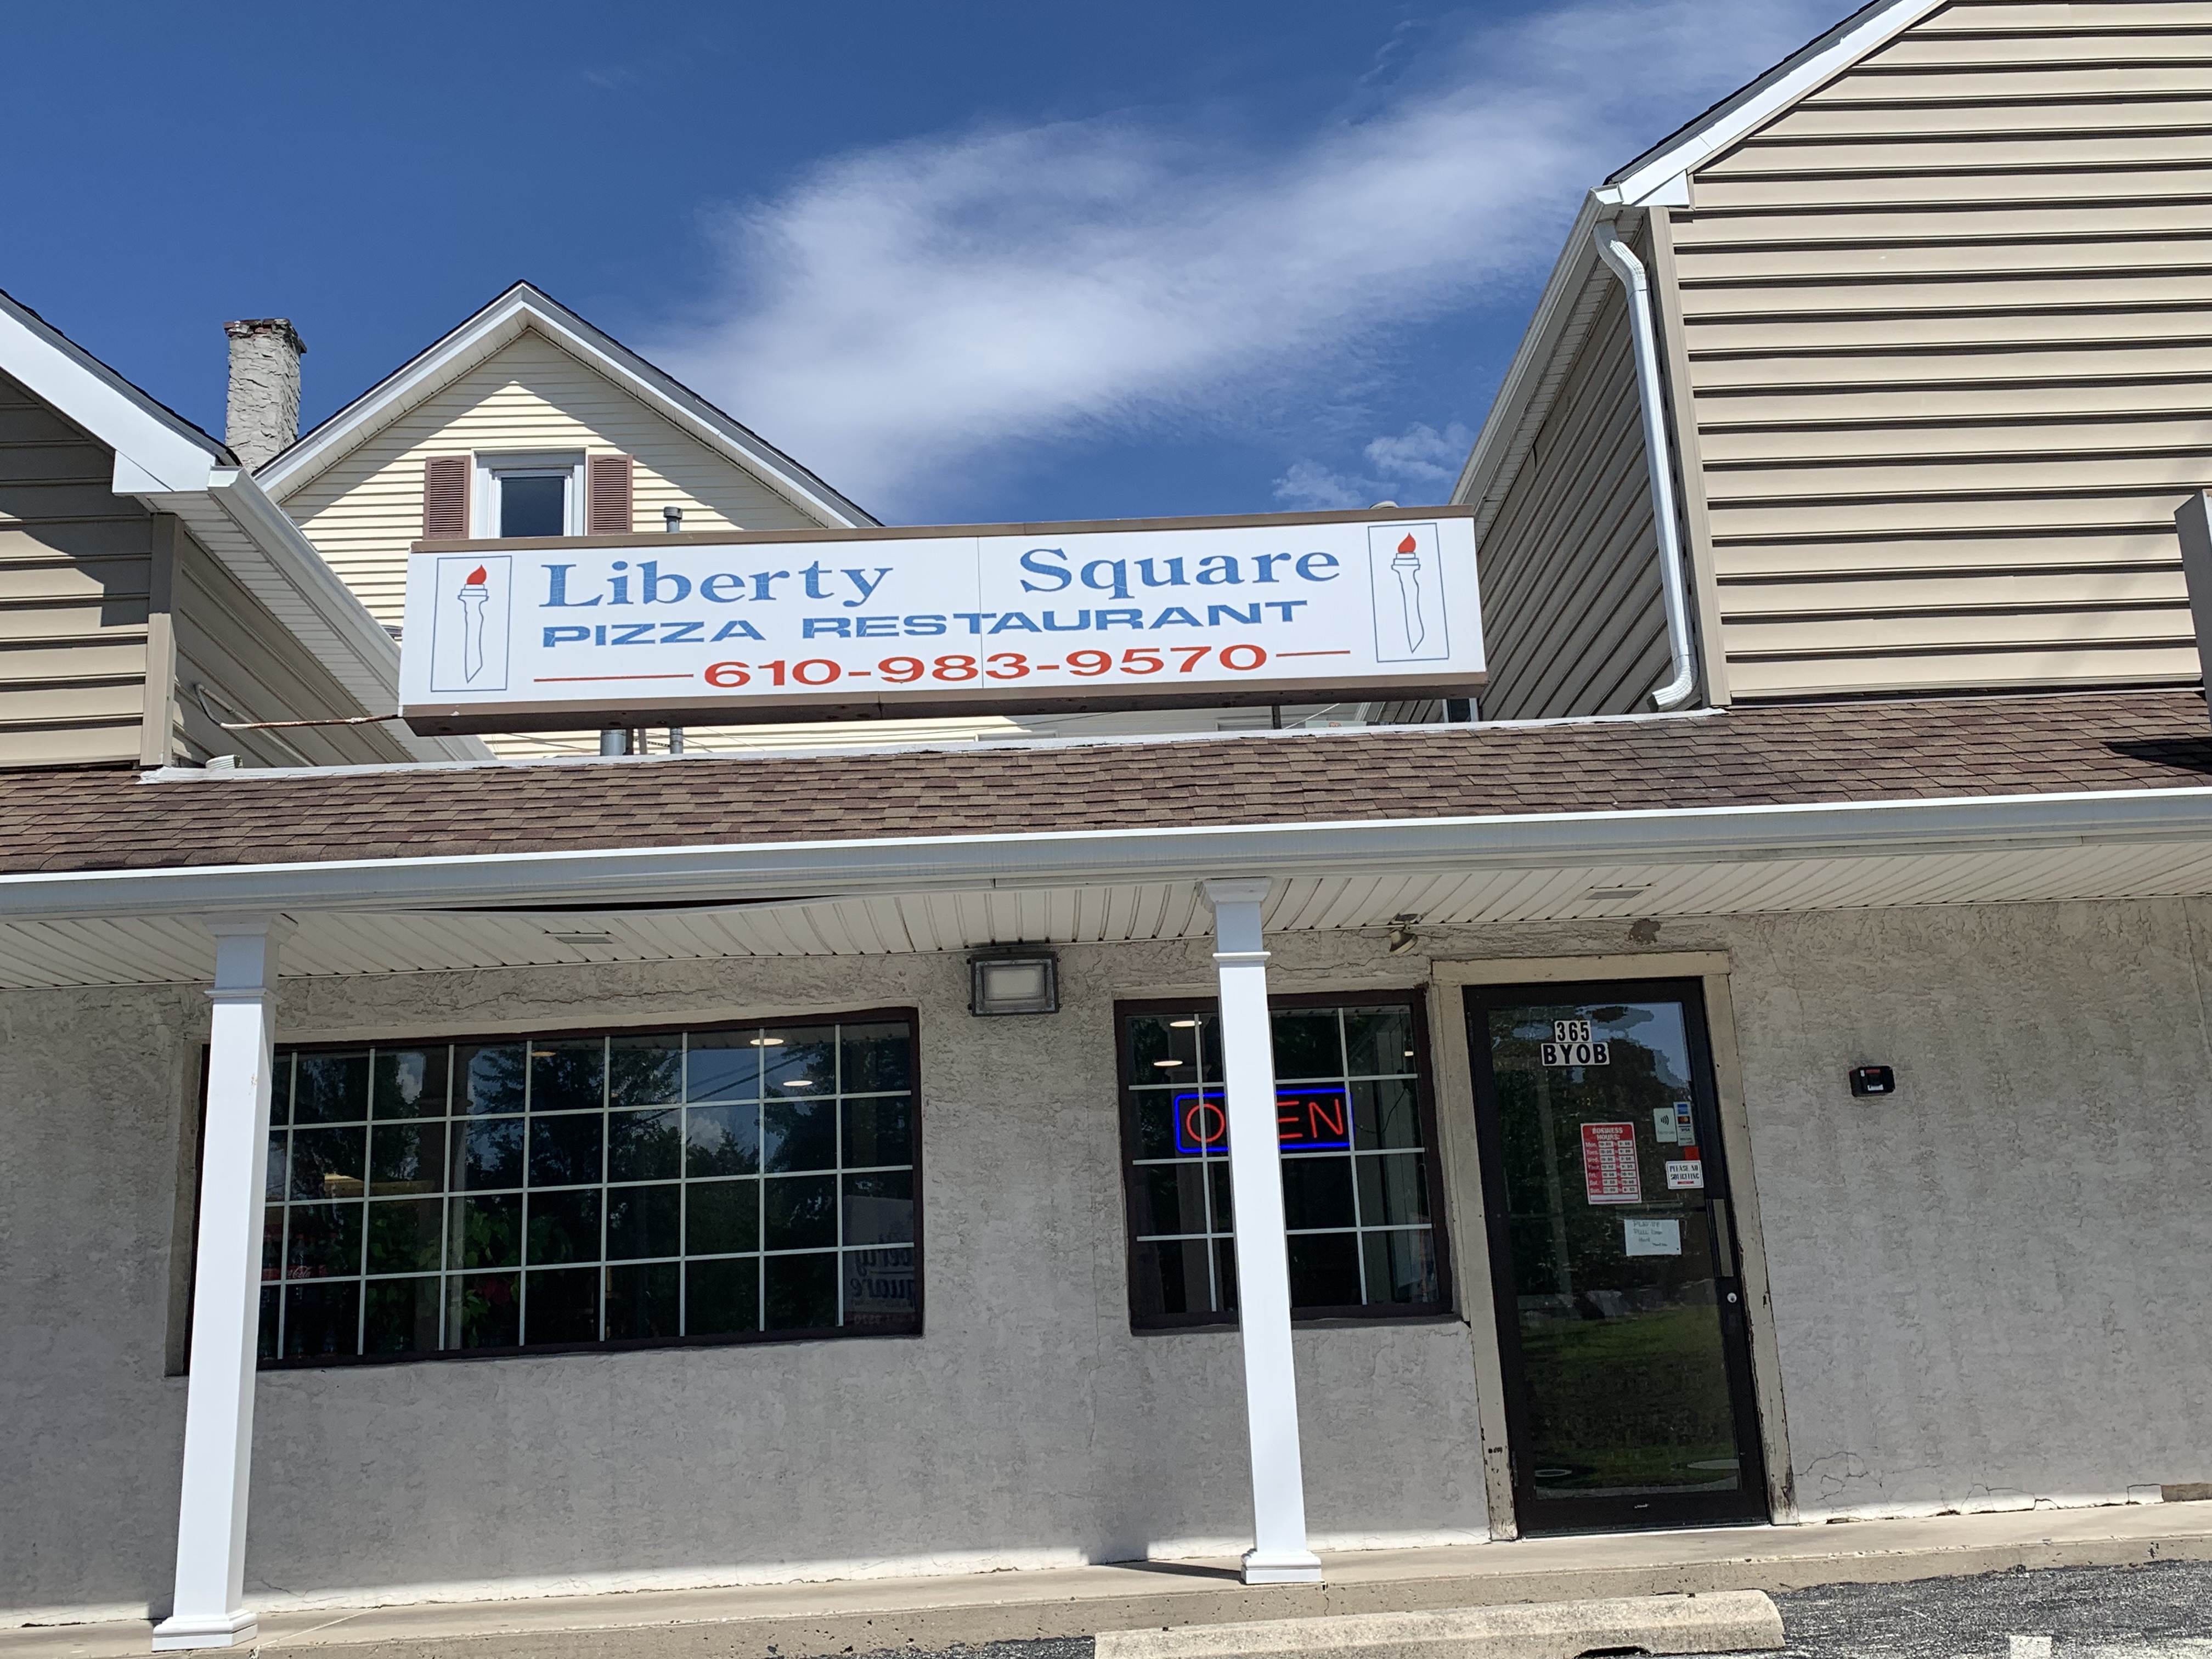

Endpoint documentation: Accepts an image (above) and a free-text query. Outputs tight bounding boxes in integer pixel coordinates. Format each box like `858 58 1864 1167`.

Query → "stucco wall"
1719 902 2212 1522
3 901 2207 1619
0 934 1489 1620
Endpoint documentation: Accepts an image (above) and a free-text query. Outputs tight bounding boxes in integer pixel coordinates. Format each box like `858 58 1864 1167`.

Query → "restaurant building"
2 0 2209 1650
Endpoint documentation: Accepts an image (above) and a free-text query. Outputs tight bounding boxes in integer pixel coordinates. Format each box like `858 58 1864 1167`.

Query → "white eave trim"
1604 0 1946 207
5 786 2211 922
1453 195 1612 531
255 286 876 531
1457 0 1944 526
122 469 489 765
0 292 229 491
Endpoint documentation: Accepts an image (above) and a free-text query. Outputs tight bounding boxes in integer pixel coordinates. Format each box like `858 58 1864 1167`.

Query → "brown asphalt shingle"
3 689 2210 877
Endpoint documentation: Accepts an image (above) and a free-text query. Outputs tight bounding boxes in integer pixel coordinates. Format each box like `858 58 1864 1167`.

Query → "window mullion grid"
356 1048 371 1357
678 1032 690 1340
834 1027 845 1330
597 1035 610 1343
275 1053 292 1359
1344 1011 1369 1308
754 1029 766 1334
1193 1016 1218 1311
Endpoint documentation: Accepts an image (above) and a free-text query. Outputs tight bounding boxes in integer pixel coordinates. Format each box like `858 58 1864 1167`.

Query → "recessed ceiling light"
781 1079 815 1087
1169 1019 1199 1029
748 1036 787 1047
1153 1058 1186 1068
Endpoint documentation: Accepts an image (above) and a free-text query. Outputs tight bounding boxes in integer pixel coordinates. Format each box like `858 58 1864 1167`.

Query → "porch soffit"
7 834 2212 990
5 690 2212 988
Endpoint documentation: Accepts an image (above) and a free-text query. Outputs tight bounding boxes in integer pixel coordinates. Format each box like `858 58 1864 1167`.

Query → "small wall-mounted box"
1849 1065 1895 1097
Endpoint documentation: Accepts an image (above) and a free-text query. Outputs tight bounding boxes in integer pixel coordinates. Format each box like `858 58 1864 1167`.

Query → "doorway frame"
1425 954 1796 1536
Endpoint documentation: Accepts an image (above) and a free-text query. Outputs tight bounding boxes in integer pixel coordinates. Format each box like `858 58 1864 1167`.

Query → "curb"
1095 1591 1786 1659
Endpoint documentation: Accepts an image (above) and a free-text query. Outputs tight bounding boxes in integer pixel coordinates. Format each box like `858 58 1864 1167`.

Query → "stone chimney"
223 318 306 469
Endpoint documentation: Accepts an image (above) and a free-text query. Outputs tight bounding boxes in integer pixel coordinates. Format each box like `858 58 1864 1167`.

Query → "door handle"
1709 1197 1737 1274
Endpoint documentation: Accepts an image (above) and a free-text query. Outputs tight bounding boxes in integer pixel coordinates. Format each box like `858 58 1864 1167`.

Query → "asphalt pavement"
855 1560 2210 1659
1754 1559 2212 1658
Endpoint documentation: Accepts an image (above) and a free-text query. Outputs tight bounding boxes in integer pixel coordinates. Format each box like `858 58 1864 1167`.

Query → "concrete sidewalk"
9 1502 2208 1659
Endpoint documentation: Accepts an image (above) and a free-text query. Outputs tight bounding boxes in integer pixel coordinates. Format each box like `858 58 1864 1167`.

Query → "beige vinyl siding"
276 328 831 625
1466 261 1672 720
0 370 421 771
0 369 154 768
167 536 419 769
1668 0 2212 700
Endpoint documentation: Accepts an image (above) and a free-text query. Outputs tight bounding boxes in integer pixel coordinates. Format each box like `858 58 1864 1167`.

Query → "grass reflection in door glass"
1489 1000 1740 1500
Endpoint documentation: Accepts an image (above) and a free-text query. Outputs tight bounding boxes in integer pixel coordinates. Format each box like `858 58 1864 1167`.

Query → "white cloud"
653 0 1839 516
1273 421 1476 511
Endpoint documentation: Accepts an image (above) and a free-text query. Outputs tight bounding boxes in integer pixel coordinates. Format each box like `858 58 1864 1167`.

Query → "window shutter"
586 453 634 535
422 455 470 539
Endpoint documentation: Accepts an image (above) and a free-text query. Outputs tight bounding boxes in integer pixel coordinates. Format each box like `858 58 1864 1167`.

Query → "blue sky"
2 1 1839 525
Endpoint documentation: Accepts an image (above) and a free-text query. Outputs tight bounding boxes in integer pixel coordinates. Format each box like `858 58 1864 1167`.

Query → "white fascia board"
7 786 2212 923
252 303 532 498
1603 0 1945 206
518 309 874 531
129 470 489 765
1452 194 1607 514
257 289 873 531
0 296 228 492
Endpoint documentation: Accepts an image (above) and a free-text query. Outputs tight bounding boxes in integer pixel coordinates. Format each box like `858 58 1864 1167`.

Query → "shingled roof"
3 689 2209 877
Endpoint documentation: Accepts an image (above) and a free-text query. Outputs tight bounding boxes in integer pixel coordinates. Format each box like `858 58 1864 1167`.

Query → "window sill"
1130 1308 1461 1335
254 1317 922 1372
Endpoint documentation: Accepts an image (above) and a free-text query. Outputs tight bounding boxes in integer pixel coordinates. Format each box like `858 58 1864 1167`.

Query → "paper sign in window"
1580 1121 1641 1204
1623 1218 1681 1257
1665 1157 1706 1190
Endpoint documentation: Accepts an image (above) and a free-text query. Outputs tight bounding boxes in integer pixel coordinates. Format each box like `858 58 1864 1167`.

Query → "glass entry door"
1464 980 1767 1533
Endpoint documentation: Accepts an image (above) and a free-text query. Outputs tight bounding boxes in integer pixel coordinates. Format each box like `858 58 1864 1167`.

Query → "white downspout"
1593 218 1697 711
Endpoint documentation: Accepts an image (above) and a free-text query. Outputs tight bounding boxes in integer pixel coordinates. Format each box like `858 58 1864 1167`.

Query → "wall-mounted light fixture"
1386 912 1424 954
969 947 1060 1015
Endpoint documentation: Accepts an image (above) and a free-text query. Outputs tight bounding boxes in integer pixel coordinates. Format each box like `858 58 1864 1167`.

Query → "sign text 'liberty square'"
399 511 1484 732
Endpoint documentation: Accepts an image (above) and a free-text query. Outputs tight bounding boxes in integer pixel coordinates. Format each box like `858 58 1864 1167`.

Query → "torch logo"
457 564 491 681
427 554 511 693
1367 522 1448 662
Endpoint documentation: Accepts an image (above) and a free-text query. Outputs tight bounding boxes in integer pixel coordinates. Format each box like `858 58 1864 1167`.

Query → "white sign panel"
1622 1218 1682 1258
399 512 1482 732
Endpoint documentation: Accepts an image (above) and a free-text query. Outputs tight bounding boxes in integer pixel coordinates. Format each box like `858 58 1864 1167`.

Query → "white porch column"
1201 878 1323 1586
154 914 292 1652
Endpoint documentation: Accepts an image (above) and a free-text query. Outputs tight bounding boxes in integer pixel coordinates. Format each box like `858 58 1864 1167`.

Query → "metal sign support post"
1203 878 1324 1585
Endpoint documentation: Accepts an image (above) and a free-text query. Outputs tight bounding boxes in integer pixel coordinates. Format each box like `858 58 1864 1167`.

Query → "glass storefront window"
1117 996 1449 1327
251 1013 918 1365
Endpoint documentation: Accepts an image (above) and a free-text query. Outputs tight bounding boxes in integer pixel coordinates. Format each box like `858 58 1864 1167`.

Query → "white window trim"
472 451 585 538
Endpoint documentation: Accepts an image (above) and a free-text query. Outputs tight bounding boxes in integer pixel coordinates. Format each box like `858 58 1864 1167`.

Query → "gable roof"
1453 0 1940 533
0 287 484 764
256 281 878 529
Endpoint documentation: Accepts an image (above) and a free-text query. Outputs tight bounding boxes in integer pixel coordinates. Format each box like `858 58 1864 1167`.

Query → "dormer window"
493 468 572 537
419 451 635 540
475 454 583 538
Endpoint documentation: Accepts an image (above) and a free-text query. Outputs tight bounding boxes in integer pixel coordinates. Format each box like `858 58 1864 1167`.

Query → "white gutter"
4 786 2210 922
1592 219 1697 712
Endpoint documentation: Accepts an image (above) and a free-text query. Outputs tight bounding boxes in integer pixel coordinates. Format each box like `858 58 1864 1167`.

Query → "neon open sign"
1172 1086 1353 1155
